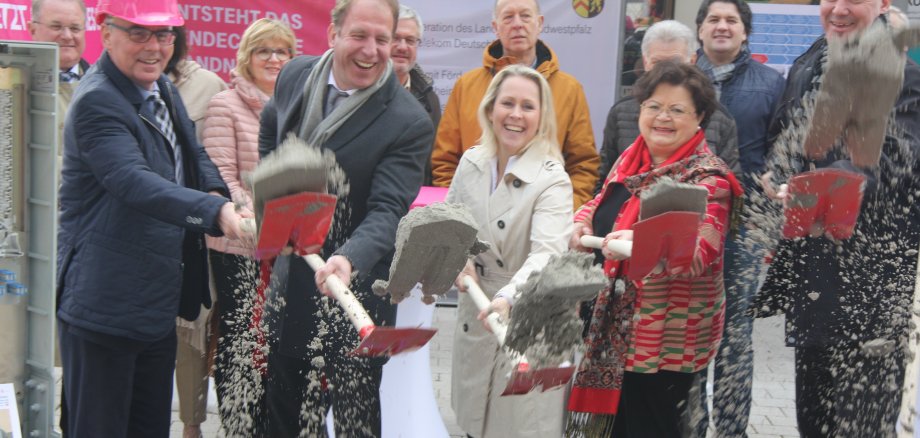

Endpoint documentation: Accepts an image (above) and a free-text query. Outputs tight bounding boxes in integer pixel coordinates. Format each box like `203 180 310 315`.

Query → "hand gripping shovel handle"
303 253 376 338
462 277 573 396
580 235 633 257
241 218 256 235
461 275 508 345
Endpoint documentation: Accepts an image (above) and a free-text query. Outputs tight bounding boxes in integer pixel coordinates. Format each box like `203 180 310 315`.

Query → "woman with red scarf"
567 60 743 437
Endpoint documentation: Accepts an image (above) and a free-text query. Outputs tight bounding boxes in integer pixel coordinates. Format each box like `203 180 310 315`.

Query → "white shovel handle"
303 254 375 333
462 275 508 345
580 235 633 257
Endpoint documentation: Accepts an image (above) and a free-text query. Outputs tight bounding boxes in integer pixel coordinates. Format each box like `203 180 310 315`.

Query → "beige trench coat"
446 144 573 438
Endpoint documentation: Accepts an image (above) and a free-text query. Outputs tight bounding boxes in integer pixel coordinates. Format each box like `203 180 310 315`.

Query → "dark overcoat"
259 55 433 358
57 51 229 342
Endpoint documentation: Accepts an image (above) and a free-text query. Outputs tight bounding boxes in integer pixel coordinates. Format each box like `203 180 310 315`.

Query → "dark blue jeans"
695 231 765 437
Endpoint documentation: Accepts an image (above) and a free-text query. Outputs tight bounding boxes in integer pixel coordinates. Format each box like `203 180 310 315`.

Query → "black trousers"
209 250 265 436
264 341 384 437
612 370 700 437
795 342 905 438
58 319 176 438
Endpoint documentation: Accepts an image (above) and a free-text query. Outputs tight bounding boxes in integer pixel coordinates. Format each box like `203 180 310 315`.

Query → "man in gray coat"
597 20 739 194
258 0 433 435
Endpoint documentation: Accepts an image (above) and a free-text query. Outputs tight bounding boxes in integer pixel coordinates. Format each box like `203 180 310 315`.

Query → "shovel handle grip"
579 235 633 257
461 276 508 345
240 218 256 235
302 254 375 335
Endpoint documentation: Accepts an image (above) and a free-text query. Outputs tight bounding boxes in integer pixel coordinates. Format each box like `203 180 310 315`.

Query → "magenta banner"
1 0 335 80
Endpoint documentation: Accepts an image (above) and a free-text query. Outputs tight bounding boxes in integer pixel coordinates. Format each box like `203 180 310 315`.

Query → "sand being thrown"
217 134 361 435
372 202 488 304
504 252 607 368
247 133 350 231
734 27 920 434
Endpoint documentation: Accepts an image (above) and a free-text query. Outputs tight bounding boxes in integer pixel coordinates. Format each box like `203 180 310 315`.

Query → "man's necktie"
150 92 183 185
59 70 80 83
324 85 349 118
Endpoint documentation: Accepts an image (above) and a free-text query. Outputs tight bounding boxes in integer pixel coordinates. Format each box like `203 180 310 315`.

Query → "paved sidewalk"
169 308 797 437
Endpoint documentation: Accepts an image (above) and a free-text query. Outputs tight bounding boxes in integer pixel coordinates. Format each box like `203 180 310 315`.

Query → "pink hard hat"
95 0 185 27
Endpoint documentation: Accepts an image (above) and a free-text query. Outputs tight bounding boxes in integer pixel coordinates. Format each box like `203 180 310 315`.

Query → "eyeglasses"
106 21 177 45
392 36 420 47
252 47 294 61
640 101 695 119
33 21 84 34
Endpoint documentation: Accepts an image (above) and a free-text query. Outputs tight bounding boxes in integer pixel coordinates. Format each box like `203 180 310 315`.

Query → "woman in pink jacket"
200 18 296 436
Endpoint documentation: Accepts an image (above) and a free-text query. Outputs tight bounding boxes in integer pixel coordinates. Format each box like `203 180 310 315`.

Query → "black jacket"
698 47 785 178
259 55 434 358
754 34 920 348
408 64 441 185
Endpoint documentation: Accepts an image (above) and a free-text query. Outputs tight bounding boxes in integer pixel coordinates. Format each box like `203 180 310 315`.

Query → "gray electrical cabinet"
0 40 60 438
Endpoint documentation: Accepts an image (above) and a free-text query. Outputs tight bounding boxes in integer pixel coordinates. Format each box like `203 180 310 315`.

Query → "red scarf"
567 129 742 426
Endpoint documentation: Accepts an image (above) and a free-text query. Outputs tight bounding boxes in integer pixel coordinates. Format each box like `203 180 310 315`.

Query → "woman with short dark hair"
567 60 742 437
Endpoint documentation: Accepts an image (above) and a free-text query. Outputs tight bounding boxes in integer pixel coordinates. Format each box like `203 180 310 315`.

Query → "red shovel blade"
629 211 701 281
255 192 338 260
501 362 576 396
350 326 438 357
782 169 865 240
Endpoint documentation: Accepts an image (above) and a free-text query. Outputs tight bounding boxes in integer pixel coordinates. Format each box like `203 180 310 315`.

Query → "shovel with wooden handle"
462 275 575 396
304 254 437 357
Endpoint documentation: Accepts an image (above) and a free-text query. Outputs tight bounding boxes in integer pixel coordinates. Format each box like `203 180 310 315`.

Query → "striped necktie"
59 70 80 83
150 92 183 185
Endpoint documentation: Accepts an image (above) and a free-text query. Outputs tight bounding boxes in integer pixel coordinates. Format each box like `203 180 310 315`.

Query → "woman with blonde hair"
201 17 296 436
448 64 573 437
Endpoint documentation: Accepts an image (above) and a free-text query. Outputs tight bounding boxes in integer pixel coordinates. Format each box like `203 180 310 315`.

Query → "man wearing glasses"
29 0 89 157
56 1 248 436
391 4 440 184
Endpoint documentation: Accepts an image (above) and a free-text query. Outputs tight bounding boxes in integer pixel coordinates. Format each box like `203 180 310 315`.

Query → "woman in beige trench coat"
446 65 574 438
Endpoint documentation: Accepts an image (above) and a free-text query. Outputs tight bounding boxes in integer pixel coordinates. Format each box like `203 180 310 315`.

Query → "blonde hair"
477 65 561 161
235 18 297 83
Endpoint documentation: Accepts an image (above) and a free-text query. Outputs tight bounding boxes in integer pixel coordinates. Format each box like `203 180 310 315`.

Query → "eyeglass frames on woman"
252 47 294 61
640 101 695 119
106 21 177 45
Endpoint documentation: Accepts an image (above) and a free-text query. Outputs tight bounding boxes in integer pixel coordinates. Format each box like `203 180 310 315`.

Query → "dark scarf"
566 130 742 436
697 46 752 99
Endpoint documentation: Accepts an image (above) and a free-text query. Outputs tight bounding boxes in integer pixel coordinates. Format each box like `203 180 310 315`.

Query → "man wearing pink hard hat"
56 0 249 436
